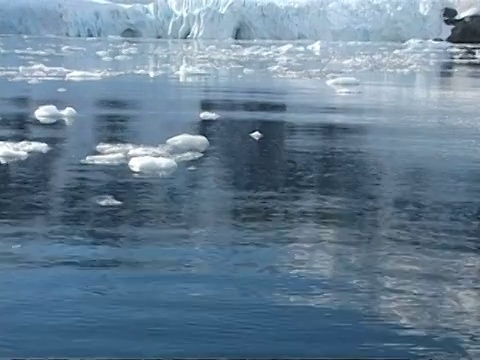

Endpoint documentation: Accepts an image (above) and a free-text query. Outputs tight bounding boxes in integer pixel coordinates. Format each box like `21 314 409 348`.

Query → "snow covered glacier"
0 0 475 41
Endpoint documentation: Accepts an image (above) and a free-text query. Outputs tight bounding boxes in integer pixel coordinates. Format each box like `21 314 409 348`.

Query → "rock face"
443 7 480 43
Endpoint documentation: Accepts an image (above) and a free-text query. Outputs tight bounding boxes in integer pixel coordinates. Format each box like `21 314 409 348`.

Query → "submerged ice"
0 0 472 42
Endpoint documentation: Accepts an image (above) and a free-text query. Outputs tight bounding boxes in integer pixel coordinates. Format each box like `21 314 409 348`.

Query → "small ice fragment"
165 133 209 153
249 131 263 141
307 41 322 54
60 107 77 117
128 156 178 176
187 166 197 171
11 244 21 249
199 111 220 120
65 70 103 81
57 87 67 92
81 153 126 165
95 195 123 207
127 145 170 158
173 151 204 162
96 143 136 155
326 76 360 87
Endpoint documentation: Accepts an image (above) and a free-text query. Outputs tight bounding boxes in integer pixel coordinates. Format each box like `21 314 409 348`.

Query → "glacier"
0 0 477 42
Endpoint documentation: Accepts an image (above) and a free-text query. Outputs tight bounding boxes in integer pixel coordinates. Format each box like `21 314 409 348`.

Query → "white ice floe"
249 130 263 141
95 195 123 207
0 140 50 164
165 133 210 154
34 104 77 124
199 111 220 120
128 156 178 176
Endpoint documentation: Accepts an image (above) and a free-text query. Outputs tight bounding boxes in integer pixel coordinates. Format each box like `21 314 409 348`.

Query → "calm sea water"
0 37 479 359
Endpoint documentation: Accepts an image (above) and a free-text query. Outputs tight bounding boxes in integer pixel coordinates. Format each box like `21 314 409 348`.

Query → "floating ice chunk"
95 195 123 207
96 142 136 155
326 76 360 87
14 140 50 153
165 133 209 154
34 104 77 124
0 148 28 164
277 44 294 53
172 151 204 162
65 70 103 81
307 41 322 55
57 87 67 92
249 130 263 141
0 140 50 164
128 156 177 176
127 145 170 158
81 153 126 165
199 111 220 120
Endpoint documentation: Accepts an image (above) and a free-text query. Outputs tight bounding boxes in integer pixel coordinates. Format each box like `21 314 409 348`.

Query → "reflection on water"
0 69 479 359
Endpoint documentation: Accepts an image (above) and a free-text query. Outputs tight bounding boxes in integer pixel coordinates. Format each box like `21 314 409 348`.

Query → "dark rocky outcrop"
443 7 480 43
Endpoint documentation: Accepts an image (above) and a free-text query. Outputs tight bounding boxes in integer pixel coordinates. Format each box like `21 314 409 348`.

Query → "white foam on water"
34 104 77 124
165 133 210 154
0 140 50 164
128 155 178 176
0 0 466 42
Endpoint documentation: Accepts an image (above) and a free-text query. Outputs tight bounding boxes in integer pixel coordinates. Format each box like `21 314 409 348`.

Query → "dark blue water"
0 38 479 359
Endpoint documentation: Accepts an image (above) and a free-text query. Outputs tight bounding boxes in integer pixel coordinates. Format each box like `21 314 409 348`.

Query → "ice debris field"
0 0 478 42
1 103 260 185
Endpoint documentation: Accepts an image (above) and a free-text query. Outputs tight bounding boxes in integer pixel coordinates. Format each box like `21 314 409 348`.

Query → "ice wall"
0 0 472 41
